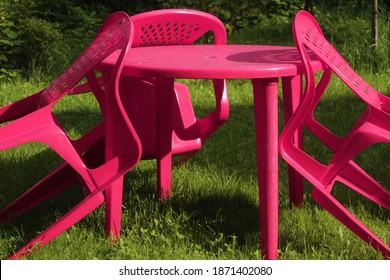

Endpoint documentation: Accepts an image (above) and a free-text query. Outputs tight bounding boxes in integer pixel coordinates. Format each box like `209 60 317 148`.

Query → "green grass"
0 9 389 260
0 72 389 260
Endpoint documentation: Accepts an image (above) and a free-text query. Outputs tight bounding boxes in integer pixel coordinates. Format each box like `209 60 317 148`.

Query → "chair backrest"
39 12 133 107
283 11 390 258
293 10 380 108
127 9 228 148
40 11 141 173
130 9 227 47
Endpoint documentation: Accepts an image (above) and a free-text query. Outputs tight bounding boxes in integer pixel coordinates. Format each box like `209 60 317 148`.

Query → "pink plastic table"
97 44 323 260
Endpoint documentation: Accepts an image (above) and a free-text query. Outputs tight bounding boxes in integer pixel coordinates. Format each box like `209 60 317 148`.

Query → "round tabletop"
97 44 323 79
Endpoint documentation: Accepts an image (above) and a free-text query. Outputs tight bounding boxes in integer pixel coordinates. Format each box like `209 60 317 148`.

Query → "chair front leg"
156 78 175 199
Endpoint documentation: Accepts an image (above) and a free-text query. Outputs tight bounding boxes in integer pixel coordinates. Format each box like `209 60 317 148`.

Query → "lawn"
0 10 389 260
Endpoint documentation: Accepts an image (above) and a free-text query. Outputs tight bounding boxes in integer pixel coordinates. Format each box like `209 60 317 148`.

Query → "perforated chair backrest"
293 10 380 107
39 12 132 107
130 9 227 47
39 11 141 173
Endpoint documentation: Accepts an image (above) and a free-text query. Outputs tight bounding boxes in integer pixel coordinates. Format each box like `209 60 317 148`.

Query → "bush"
81 0 304 34
0 4 23 80
315 2 390 72
0 0 388 80
0 0 103 80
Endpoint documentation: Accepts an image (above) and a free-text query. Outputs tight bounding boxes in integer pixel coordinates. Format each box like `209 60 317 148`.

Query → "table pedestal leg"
252 78 279 260
282 76 304 207
156 78 175 199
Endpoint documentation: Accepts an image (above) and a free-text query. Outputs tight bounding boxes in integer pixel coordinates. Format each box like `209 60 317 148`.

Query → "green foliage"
0 4 23 80
19 17 62 76
315 2 390 72
321 0 389 10
0 0 102 80
0 0 388 78
81 0 304 34
154 0 265 34
262 0 304 22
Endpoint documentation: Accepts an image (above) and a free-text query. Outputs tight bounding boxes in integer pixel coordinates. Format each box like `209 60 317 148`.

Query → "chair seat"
119 77 202 158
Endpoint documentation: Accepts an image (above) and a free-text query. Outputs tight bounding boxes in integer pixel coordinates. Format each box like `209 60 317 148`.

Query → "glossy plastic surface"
279 10 390 258
75 9 229 198
98 45 324 79
97 43 325 260
0 12 141 259
126 9 229 198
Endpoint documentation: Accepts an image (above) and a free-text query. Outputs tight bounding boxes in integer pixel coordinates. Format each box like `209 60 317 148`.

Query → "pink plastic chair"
279 10 390 257
0 12 142 259
0 9 227 253
73 9 229 198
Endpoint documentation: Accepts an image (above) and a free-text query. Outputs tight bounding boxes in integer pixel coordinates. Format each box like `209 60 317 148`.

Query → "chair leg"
311 188 390 258
0 163 78 223
157 157 172 199
338 161 390 210
0 134 107 224
282 76 305 207
104 175 124 241
173 151 197 167
156 78 175 199
8 191 105 260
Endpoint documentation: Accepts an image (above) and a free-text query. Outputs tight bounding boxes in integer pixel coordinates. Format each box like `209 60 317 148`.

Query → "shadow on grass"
0 146 85 258
0 88 389 259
